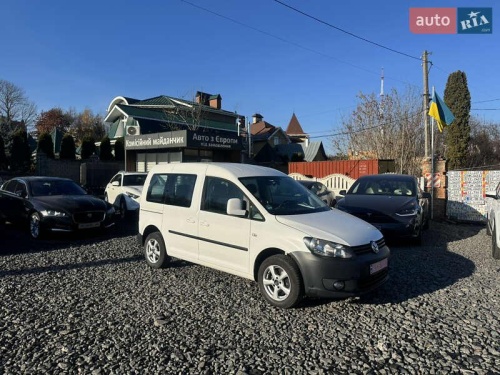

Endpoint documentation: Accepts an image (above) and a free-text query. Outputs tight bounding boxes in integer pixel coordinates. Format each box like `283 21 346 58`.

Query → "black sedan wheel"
29 212 44 239
258 255 303 308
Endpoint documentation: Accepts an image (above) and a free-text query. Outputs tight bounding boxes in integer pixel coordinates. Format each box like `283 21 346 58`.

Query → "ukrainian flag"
428 91 455 132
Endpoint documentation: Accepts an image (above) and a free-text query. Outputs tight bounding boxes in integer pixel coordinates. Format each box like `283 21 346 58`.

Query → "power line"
309 109 425 139
180 0 420 87
272 0 422 61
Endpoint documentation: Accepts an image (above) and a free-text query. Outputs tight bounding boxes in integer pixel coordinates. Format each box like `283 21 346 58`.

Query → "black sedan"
298 180 337 207
336 174 430 244
0 176 115 239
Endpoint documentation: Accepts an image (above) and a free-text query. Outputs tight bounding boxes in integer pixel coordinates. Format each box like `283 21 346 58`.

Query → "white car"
138 163 389 308
485 182 500 259
104 171 147 218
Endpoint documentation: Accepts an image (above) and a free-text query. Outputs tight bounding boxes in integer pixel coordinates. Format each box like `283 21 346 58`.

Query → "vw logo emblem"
370 241 379 254
87 213 92 218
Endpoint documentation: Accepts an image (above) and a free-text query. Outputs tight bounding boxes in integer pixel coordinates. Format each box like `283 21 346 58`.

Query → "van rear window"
146 173 197 207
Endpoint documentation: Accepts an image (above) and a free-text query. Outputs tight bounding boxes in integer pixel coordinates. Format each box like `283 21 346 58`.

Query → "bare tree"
464 116 500 168
0 79 38 128
332 87 425 176
163 96 205 131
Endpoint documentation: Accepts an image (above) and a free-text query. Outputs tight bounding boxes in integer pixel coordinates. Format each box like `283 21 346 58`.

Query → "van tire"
144 232 170 268
258 255 303 308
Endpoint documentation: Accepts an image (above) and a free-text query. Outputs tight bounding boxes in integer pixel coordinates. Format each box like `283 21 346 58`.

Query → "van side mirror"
227 198 246 217
112 181 120 187
339 190 347 196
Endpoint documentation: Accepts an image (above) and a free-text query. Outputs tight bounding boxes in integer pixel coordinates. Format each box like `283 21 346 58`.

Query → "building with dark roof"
250 113 327 167
104 92 245 171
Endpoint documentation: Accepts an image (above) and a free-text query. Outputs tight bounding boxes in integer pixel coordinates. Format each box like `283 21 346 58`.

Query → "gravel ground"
0 219 499 374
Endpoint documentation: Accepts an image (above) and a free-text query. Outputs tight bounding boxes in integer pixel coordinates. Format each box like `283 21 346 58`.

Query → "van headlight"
303 237 354 258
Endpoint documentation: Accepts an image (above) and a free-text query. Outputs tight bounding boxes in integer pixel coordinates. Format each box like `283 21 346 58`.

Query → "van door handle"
187 218 196 224
200 221 210 227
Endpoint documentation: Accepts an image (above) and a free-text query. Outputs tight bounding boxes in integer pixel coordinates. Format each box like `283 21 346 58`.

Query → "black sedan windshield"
30 180 87 197
348 176 416 197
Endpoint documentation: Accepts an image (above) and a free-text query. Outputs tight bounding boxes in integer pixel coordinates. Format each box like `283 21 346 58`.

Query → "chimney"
209 94 222 110
252 113 263 124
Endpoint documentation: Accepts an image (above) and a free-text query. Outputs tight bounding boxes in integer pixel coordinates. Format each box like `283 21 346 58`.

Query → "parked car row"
0 167 440 308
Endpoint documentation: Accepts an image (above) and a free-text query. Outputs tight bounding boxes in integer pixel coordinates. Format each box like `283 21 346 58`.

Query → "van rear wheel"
144 232 170 268
258 255 303 308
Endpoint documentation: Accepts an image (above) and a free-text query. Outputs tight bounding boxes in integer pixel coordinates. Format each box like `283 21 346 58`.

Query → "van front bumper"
290 245 390 299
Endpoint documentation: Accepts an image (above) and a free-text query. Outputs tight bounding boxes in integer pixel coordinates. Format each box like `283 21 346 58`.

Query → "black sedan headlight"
40 210 69 218
303 237 354 258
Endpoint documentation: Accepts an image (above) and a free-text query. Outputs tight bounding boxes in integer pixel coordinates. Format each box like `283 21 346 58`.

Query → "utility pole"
422 50 431 158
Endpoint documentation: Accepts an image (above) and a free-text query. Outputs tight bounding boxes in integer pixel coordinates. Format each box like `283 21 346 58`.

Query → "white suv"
138 163 390 308
104 171 147 218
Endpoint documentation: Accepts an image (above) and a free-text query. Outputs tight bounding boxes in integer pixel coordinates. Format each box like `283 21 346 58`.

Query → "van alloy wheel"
258 255 303 308
144 232 169 268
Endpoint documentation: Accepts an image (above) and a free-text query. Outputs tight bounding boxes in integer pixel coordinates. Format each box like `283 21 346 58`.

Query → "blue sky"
0 0 498 154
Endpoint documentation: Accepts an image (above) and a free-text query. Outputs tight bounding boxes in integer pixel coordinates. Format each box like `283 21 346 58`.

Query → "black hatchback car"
0 176 115 239
336 174 431 244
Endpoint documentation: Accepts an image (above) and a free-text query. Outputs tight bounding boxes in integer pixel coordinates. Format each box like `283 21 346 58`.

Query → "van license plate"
79 222 100 229
370 258 388 274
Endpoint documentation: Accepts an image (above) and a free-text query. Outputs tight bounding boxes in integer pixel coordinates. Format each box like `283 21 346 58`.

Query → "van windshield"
240 176 330 215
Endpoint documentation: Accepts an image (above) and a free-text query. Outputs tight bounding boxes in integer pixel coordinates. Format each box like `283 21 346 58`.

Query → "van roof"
148 162 286 179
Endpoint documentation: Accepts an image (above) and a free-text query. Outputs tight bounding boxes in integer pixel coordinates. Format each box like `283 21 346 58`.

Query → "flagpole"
430 86 435 220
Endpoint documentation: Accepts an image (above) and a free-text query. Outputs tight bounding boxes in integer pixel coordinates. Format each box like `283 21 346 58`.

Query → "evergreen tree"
114 137 124 161
37 132 55 158
81 136 96 160
444 71 471 170
99 136 113 161
0 134 7 170
60 134 76 160
10 130 31 171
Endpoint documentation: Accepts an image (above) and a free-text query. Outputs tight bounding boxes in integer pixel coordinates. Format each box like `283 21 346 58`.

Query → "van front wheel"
144 232 170 268
258 255 303 308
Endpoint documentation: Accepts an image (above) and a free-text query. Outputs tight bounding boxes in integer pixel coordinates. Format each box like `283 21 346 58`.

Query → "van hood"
275 209 382 247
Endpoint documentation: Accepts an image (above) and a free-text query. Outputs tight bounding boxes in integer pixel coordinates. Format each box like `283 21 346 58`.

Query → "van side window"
146 173 197 207
202 177 244 215
167 174 197 208
146 174 168 203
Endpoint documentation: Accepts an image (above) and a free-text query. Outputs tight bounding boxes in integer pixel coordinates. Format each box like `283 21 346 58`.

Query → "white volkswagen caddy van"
138 163 389 308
